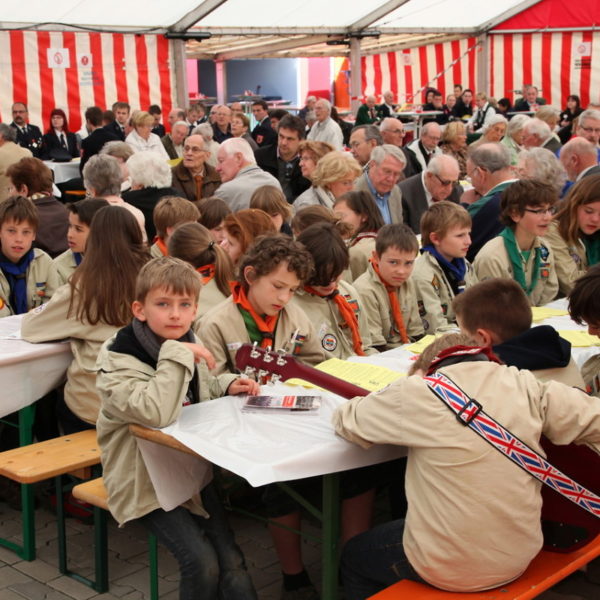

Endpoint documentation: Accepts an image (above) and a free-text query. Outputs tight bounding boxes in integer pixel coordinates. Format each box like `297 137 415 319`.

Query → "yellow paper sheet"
405 335 436 354
531 306 569 322
558 330 600 347
286 358 404 393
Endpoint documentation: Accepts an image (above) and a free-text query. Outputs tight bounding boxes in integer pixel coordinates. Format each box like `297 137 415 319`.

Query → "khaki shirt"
333 361 600 592
197 278 228 319
0 248 58 317
197 296 325 375
96 335 236 526
291 280 377 359
348 237 376 282
582 355 600 398
354 262 423 348
21 283 118 424
544 221 587 297
53 249 78 286
150 242 164 259
412 251 477 334
474 236 559 307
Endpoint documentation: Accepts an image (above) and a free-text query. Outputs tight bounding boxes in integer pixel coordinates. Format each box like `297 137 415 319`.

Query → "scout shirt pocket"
31 280 48 308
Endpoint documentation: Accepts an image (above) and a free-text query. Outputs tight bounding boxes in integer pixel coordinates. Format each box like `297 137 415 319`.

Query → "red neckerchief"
230 281 278 348
304 285 366 356
196 264 215 285
426 345 503 376
370 259 409 344
154 237 168 256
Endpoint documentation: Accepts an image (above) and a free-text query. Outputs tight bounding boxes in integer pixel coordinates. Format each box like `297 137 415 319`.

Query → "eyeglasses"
581 126 600 135
524 207 557 216
433 173 458 187
183 146 205 153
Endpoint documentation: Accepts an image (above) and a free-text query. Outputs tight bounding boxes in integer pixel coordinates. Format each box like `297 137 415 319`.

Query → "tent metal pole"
172 39 189 109
350 38 362 114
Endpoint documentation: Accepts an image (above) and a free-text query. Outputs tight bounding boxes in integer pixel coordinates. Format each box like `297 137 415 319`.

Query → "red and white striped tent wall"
361 37 479 105
0 31 176 133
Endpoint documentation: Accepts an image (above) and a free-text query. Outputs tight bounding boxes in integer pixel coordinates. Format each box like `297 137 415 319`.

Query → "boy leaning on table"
0 195 58 317
568 263 600 396
95 257 259 600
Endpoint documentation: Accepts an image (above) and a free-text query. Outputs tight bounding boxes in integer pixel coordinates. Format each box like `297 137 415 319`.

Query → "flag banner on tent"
489 31 600 108
361 37 479 104
0 30 176 133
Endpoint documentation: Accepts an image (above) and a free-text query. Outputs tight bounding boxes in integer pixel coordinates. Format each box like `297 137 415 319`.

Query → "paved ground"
1 488 599 600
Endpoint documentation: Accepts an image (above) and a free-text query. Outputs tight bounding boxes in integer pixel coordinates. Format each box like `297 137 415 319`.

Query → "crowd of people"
0 80 599 600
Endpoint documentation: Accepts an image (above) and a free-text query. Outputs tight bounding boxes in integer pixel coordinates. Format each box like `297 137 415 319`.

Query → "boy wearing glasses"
474 179 559 306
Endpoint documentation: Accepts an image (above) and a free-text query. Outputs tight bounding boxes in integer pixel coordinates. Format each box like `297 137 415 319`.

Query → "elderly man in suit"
405 122 443 173
399 155 462 234
514 85 546 112
0 123 33 202
162 121 189 160
354 144 405 224
307 98 344 150
10 103 43 158
560 138 600 183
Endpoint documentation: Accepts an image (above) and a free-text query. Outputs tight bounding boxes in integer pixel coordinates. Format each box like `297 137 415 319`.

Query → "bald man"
355 95 379 126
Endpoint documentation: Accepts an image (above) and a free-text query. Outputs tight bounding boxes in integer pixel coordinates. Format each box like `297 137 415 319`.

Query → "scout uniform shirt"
348 234 377 282
354 262 423 348
53 249 81 286
197 296 325 376
544 221 588 296
291 280 377 359
0 248 58 317
474 236 559 307
412 251 477 334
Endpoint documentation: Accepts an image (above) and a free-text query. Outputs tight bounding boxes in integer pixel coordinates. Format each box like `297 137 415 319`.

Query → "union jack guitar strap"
424 371 600 519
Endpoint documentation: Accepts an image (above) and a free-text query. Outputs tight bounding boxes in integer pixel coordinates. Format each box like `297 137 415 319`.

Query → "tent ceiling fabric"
0 0 542 58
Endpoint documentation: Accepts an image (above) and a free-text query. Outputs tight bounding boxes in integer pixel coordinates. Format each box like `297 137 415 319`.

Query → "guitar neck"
287 361 369 399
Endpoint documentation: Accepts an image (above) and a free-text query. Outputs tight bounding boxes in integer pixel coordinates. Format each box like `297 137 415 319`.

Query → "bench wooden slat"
369 534 600 599
72 478 109 511
0 430 100 483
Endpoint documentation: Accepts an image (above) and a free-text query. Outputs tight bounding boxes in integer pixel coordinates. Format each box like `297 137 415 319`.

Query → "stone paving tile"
13 560 63 583
46 577 97 600
8 580 65 600
0 589 30 600
0 565 34 587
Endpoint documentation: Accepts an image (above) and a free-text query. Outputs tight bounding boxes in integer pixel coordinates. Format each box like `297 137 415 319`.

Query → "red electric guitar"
235 343 600 552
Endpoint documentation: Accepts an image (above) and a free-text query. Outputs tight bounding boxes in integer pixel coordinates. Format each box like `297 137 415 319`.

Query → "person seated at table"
21 206 150 432
467 92 497 133
333 330 600 599
452 88 474 120
453 278 584 387
125 111 169 161
516 147 567 196
439 121 468 179
474 179 559 306
353 223 423 351
168 222 234 319
54 198 109 285
220 208 277 267
196 196 231 244
230 111 258 151
249 185 293 235
0 195 58 317
95 257 259 600
421 90 451 126
543 175 600 296
6 156 69 258
197 233 324 373
412 201 477 334
468 114 508 149
293 222 377 358
568 264 600 396
334 190 384 282
150 195 200 258
41 108 79 160
355 95 379 126
558 94 583 144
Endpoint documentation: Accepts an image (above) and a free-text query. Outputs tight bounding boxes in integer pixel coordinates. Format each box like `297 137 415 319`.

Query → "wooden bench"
72 478 159 600
368 534 600 599
0 429 101 562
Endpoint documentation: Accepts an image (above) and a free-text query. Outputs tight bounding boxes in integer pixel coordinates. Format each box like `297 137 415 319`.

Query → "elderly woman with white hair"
293 151 362 213
193 122 220 167
125 111 169 160
469 114 508 149
516 147 567 194
501 113 530 165
121 152 178 241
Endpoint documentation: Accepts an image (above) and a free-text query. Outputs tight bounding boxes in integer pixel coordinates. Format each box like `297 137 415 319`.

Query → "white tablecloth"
44 159 80 184
0 315 72 418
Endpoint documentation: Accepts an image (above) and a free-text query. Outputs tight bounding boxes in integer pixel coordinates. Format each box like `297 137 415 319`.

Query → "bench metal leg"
149 533 159 600
322 473 340 600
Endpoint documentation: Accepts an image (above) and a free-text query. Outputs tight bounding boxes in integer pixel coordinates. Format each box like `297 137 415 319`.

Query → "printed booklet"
242 395 321 414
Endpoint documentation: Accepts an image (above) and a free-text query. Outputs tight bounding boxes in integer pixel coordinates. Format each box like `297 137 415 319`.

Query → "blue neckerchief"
422 245 467 292
73 251 83 266
0 248 35 314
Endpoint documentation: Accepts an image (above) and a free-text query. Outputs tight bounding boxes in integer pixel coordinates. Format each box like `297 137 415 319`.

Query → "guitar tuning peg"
269 373 281 385
276 352 288 367
250 341 260 359
243 366 256 378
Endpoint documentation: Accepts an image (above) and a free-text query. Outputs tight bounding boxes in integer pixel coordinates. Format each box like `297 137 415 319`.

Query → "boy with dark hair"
354 223 424 350
96 256 259 599
569 264 600 396
151 196 200 258
0 196 58 316
474 179 559 306
413 201 477 334
453 278 584 388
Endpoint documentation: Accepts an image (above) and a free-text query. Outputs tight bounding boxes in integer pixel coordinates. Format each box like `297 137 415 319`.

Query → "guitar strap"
424 370 600 520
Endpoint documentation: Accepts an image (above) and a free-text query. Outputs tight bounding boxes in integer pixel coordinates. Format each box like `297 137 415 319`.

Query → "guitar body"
235 343 600 552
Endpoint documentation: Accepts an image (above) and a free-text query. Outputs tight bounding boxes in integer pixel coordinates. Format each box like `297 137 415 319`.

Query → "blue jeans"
138 483 257 600
341 519 424 600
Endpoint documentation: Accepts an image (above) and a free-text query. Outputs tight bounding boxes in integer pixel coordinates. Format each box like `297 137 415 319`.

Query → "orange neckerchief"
304 285 366 356
196 264 215 285
231 281 278 348
154 237 168 256
370 259 409 343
